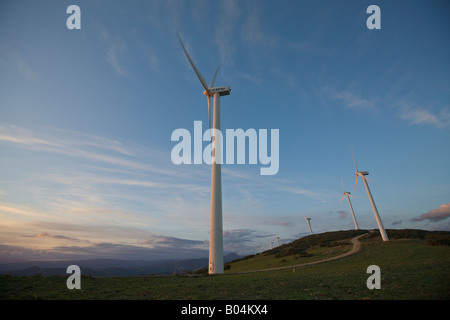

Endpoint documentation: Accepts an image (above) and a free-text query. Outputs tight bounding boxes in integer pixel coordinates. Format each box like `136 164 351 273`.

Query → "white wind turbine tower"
352 149 389 241
303 216 312 235
340 177 359 230
275 236 280 247
177 33 231 274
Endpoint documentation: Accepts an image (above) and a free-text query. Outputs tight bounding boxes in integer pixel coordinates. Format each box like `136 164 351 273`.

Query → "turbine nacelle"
177 32 230 138
303 216 313 235
203 86 231 97
340 191 352 204
352 149 370 190
341 174 360 230
340 177 352 204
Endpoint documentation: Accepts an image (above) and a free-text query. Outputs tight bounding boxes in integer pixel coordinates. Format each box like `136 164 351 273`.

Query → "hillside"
193 228 450 274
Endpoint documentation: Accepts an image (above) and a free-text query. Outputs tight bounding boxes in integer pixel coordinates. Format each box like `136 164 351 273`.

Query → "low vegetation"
1 229 449 300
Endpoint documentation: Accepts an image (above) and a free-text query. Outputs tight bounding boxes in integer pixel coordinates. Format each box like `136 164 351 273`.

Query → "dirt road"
229 233 367 275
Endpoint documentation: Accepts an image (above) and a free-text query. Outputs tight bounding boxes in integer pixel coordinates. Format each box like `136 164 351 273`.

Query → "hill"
190 228 450 274
220 228 450 276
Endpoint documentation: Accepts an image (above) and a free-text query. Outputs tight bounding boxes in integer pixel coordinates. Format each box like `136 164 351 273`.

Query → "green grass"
1 237 449 300
224 242 351 273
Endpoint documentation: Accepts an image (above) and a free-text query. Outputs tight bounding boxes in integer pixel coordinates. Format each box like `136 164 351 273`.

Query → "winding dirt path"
229 233 367 275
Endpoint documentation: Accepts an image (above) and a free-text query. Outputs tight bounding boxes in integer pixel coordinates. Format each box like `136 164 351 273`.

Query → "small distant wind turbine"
340 177 359 230
177 33 231 274
303 216 312 235
352 149 389 241
276 236 280 247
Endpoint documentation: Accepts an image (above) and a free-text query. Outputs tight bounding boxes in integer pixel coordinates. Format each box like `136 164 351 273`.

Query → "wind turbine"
303 216 312 235
352 149 389 241
177 33 231 274
340 177 359 230
275 236 280 247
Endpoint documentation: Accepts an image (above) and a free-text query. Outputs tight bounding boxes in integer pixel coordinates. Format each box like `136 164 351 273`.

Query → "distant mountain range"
0 253 241 276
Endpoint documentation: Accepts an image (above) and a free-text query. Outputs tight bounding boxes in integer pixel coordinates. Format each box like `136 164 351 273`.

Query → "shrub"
425 234 450 246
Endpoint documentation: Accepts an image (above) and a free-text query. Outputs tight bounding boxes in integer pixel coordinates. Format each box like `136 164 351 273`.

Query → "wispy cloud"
215 0 241 66
263 220 295 228
0 204 54 220
22 232 87 243
276 186 324 199
99 27 129 76
0 44 36 80
240 5 277 47
0 123 212 198
325 87 376 112
337 210 348 219
388 93 450 128
399 105 450 128
0 123 181 178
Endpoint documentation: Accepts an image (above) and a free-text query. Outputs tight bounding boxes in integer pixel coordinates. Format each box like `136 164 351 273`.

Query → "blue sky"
1 0 449 262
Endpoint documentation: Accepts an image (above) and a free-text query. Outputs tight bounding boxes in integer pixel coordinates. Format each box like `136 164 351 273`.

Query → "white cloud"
411 203 450 222
325 87 376 112
393 94 450 128
399 105 450 128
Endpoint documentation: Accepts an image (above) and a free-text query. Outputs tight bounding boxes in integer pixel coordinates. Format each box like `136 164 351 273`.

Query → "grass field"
1 233 449 300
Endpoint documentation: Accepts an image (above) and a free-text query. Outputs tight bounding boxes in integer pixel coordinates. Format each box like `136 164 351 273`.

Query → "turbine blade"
176 32 208 91
352 147 358 172
341 177 345 192
340 194 345 205
209 65 220 89
354 175 359 192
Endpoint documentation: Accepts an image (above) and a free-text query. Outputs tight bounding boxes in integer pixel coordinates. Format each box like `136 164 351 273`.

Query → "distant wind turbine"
340 177 359 230
303 216 312 235
276 236 280 247
352 149 389 241
178 33 231 274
